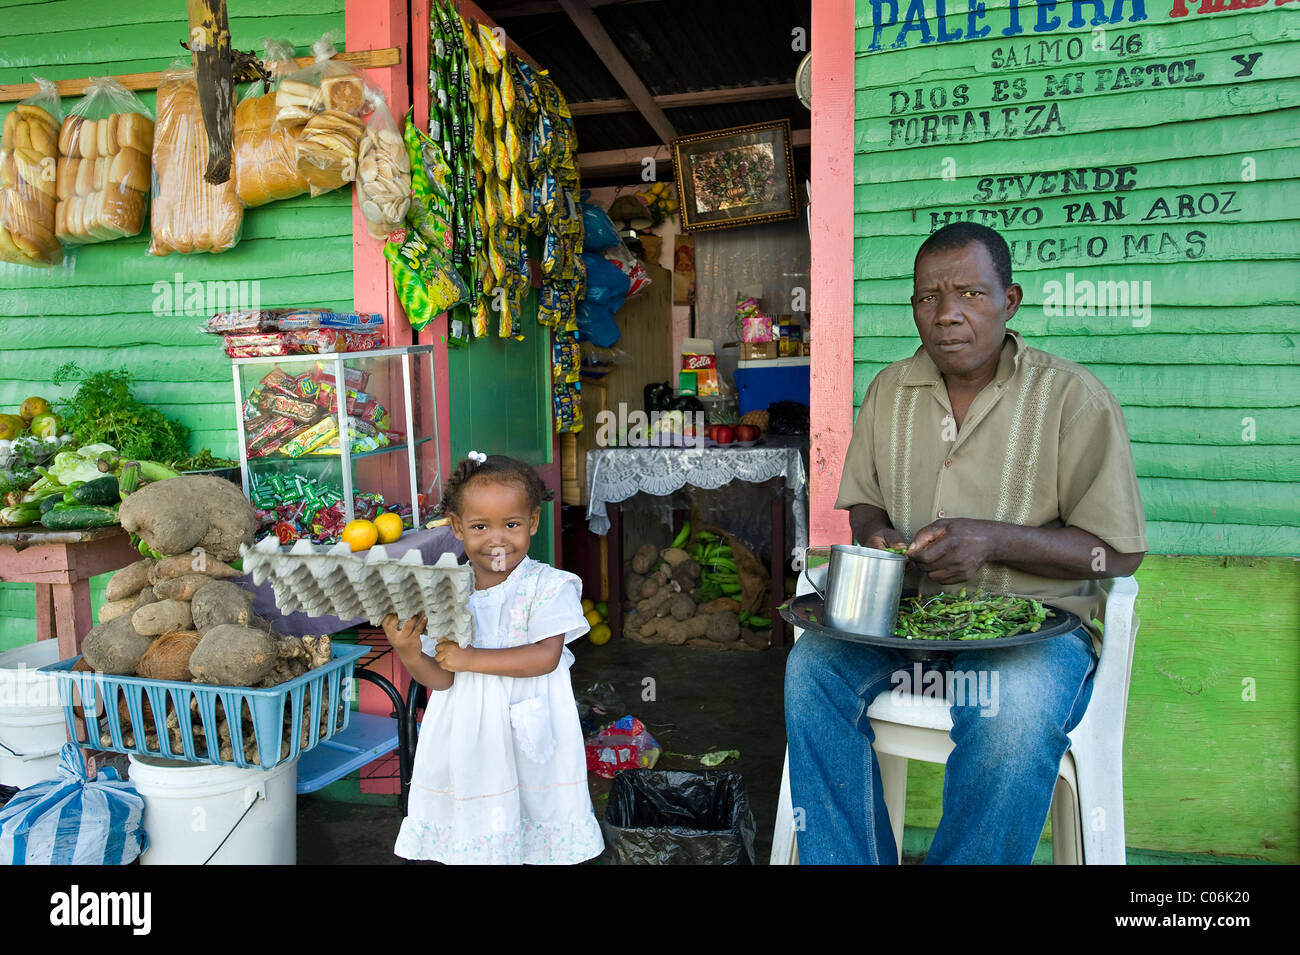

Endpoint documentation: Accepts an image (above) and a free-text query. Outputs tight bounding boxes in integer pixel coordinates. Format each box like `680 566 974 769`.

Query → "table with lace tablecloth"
584 437 808 645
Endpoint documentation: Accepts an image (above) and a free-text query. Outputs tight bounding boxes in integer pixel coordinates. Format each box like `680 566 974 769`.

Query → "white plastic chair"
771 574 1139 865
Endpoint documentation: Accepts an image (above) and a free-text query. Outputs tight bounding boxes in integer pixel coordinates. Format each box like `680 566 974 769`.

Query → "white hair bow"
467 450 487 465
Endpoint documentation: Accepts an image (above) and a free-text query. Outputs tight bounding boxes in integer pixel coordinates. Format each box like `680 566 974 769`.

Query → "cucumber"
40 505 119 529
39 494 63 514
72 476 120 506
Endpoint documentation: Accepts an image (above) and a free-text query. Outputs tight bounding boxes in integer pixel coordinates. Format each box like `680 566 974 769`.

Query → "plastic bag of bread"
148 63 243 255
355 91 410 239
55 76 153 246
234 38 309 207
0 77 63 267
274 32 365 126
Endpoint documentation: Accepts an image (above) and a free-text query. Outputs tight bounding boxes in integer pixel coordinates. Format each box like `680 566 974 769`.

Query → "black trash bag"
767 400 810 435
0 785 17 809
644 381 673 413
600 769 756 865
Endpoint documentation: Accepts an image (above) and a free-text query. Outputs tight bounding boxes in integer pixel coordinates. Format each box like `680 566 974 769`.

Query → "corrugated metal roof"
481 0 811 154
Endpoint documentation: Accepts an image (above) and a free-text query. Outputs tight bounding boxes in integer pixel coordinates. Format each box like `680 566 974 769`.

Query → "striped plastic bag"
0 743 147 865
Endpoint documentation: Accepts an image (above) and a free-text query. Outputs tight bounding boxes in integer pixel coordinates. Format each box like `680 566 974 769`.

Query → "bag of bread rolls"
273 32 365 129
234 39 310 207
0 77 63 267
55 76 153 247
148 64 243 256
356 91 411 240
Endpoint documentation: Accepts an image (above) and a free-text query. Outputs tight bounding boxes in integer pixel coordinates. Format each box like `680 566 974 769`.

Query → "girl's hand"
433 638 477 673
382 613 427 658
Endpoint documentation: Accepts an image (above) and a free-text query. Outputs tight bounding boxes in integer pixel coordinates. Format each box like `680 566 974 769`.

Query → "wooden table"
0 526 141 659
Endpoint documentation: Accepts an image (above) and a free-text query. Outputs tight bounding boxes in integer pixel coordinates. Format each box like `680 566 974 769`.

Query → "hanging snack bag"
54 77 152 247
0 77 63 267
148 63 243 255
355 90 410 239
234 39 310 207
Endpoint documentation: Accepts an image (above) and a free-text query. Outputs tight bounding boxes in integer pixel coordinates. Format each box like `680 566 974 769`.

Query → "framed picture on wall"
672 120 798 233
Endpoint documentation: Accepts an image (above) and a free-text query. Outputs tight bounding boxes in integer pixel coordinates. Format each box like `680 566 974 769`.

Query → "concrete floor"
297 638 790 865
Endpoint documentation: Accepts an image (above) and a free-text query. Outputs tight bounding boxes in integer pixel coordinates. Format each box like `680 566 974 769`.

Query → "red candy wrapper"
258 366 301 397
246 415 301 456
274 520 301 544
309 364 371 392
338 330 382 352
225 332 288 358
284 328 341 354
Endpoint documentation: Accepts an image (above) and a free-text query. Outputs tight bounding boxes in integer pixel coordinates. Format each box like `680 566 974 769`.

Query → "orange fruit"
341 519 378 551
374 512 404 544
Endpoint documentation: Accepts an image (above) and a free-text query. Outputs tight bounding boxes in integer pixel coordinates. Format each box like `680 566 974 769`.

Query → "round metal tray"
780 592 1083 660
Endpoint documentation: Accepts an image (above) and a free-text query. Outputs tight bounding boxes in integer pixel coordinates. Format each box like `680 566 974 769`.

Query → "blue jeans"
784 628 1097 864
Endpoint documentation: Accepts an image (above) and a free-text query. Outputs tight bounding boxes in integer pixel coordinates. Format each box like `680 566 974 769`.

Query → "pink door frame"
809 1 855 548
350 0 561 561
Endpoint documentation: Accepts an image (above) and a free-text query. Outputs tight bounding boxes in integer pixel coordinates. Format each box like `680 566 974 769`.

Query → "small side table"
0 527 141 659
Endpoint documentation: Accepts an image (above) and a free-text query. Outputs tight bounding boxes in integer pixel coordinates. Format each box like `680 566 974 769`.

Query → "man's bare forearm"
987 522 1143 579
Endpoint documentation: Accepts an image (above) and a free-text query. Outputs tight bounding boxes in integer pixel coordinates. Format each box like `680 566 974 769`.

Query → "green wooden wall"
853 3 1299 859
0 0 351 650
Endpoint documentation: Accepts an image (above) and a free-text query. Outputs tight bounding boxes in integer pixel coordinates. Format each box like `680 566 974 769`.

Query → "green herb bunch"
53 363 191 464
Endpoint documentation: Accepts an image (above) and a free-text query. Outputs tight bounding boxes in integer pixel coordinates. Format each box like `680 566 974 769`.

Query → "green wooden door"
447 289 555 563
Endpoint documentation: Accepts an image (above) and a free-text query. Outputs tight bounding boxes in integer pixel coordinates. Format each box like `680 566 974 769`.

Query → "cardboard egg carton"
241 537 475 646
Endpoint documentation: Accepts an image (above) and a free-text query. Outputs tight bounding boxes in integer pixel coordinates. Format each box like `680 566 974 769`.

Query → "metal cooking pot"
806 544 905 637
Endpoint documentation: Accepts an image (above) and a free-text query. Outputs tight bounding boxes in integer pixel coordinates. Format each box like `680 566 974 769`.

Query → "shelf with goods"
232 346 441 543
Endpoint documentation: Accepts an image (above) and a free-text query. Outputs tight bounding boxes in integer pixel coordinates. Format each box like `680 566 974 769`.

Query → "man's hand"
382 613 427 659
865 527 907 552
907 519 998 584
433 638 478 673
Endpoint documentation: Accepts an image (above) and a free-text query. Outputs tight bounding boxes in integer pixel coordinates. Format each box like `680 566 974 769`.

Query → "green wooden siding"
0 0 350 650
854 3 1299 859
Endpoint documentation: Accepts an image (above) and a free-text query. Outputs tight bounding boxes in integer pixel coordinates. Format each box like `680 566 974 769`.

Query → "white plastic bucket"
0 640 67 789
128 754 298 865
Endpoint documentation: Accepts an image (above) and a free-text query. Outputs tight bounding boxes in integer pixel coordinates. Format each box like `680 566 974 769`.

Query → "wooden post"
185 0 234 184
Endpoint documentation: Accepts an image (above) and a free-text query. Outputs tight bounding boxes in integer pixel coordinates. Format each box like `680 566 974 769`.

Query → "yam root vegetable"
705 611 741 644
190 580 255 632
660 615 710 645
670 559 701 590
98 596 137 623
687 637 716 649
624 572 646 600
638 617 661 637
149 552 239 584
82 614 154 674
639 578 660 599
189 624 278 686
130 586 159 612
742 628 769 650
659 547 689 566
105 559 156 600
118 475 256 562
131 599 194 636
630 543 658 574
699 596 741 614
136 630 202 681
669 594 695 621
152 573 214 601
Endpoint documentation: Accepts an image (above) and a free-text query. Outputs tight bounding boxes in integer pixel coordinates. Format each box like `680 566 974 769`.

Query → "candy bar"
280 417 339 458
309 363 370 392
246 414 300 456
257 393 323 424
225 332 289 358
259 366 301 397
284 327 340 354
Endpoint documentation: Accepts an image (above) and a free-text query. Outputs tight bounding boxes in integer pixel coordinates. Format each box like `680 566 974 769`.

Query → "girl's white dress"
394 556 605 864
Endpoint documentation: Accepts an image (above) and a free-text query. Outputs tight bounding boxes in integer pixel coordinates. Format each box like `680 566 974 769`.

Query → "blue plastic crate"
41 644 368 771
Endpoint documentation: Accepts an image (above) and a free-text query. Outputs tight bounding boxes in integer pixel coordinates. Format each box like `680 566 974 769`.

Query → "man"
785 222 1147 864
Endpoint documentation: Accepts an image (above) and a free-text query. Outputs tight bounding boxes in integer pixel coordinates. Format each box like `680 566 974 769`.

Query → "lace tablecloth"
585 438 808 551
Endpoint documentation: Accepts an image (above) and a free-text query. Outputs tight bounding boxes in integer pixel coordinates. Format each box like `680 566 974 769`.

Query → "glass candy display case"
232 346 441 543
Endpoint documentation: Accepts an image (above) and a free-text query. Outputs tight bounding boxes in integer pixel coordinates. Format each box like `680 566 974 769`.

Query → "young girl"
384 452 604 865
